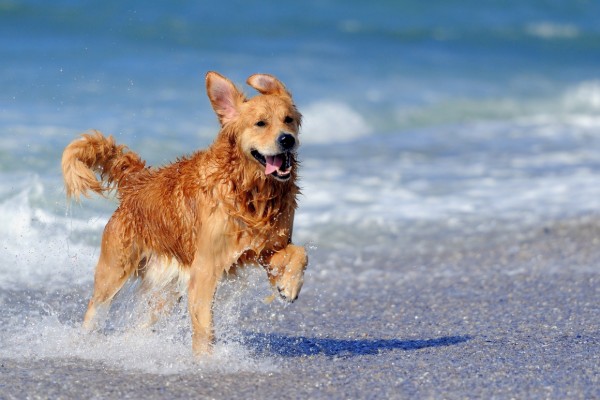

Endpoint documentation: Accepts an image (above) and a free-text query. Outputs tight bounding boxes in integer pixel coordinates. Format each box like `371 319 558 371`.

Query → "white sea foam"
0 174 98 289
297 157 599 226
300 101 372 144
1 268 279 374
1 304 277 375
294 104 600 246
562 80 600 111
526 22 580 39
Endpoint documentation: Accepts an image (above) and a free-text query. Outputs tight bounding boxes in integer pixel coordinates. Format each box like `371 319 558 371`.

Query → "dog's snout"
278 133 296 151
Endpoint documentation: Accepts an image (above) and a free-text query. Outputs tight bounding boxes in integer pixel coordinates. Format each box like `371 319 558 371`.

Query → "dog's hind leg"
134 256 185 328
188 255 220 356
82 216 139 331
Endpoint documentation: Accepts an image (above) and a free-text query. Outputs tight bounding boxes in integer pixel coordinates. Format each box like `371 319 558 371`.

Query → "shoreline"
1 214 598 399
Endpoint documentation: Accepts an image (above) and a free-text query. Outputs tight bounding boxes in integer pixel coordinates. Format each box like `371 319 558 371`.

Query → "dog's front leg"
187 258 220 356
267 244 308 302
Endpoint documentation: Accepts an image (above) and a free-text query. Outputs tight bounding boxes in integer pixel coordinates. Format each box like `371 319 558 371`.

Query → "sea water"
1 0 600 375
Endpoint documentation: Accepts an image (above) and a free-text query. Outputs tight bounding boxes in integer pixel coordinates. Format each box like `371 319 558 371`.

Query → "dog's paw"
276 271 304 302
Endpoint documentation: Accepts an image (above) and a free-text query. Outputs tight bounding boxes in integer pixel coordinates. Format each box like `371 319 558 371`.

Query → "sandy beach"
1 214 598 399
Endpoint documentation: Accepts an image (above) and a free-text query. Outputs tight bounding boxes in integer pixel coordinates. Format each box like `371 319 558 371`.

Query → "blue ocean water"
1 0 599 373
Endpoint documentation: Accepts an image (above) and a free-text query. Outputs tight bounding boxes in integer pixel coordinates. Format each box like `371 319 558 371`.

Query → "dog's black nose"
278 133 296 151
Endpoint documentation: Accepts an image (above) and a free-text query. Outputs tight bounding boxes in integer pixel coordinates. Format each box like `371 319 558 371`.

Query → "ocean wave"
562 80 600 111
0 175 98 289
300 101 372 144
525 22 580 39
392 80 600 132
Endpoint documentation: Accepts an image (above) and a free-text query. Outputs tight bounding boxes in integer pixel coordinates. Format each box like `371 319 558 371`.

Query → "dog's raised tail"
62 130 146 200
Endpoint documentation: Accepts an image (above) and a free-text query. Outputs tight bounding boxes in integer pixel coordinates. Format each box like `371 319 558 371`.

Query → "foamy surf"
300 101 372 144
0 176 98 289
1 313 277 375
0 268 282 374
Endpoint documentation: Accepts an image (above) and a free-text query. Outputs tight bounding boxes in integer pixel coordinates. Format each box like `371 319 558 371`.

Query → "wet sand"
1 215 599 399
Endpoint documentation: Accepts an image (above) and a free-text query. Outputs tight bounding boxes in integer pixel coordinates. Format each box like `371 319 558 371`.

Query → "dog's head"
206 71 302 182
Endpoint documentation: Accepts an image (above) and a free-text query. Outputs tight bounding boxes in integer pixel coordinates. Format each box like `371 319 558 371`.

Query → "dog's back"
115 151 205 266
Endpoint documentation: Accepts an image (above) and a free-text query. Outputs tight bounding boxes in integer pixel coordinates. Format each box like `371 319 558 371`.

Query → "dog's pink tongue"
265 155 283 175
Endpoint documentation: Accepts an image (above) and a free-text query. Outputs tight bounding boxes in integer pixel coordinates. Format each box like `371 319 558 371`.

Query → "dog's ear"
246 74 291 98
206 71 245 125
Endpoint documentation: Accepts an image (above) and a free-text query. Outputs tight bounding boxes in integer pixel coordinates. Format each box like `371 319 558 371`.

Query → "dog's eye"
284 116 294 124
256 120 266 127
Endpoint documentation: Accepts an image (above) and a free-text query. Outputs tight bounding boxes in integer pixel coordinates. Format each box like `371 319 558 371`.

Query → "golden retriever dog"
61 72 308 356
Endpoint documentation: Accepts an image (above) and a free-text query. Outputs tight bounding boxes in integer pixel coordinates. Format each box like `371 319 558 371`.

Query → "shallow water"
1 0 599 398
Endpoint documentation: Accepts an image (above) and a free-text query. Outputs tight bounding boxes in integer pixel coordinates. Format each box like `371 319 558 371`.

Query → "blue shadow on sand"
243 333 472 358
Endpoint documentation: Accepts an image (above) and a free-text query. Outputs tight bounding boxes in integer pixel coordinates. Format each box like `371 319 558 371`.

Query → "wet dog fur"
61 72 307 356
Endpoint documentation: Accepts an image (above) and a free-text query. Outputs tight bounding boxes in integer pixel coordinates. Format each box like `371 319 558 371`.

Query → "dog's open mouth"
251 150 293 181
